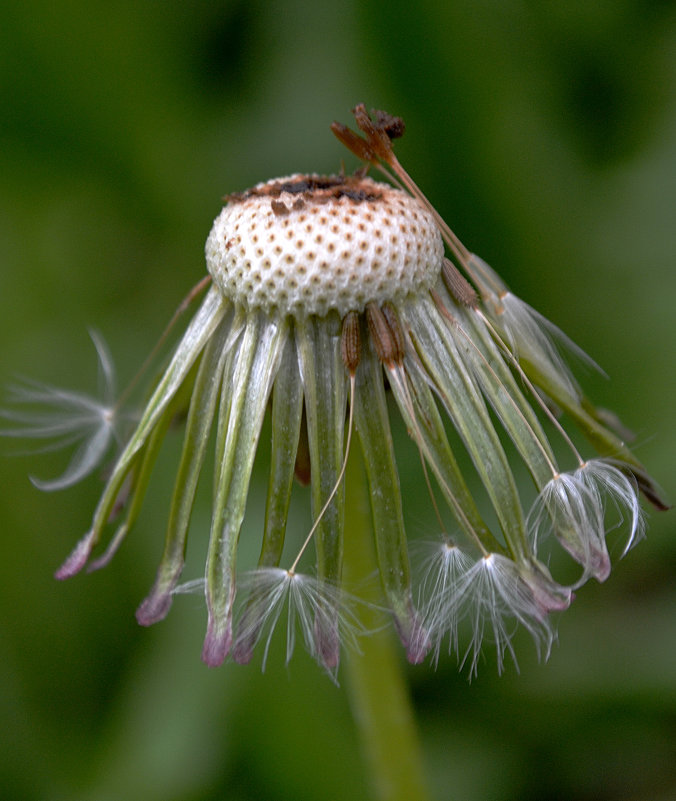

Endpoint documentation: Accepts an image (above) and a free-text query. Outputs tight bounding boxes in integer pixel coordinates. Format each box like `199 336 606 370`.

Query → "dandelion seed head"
206 174 443 318
4 104 665 679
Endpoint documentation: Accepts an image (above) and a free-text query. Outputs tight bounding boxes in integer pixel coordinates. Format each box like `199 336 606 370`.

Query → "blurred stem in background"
343 451 431 801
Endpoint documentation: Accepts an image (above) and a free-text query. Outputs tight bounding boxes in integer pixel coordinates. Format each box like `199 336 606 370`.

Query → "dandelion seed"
416 540 475 664
1 331 119 491
4 105 666 677
459 553 559 677
528 458 645 584
232 568 366 680
419 543 571 674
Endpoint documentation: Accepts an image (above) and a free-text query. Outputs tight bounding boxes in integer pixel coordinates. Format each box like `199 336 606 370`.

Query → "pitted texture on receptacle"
205 174 444 318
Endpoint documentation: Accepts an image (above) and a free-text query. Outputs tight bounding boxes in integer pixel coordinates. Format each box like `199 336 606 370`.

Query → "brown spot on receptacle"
343 188 378 202
226 174 383 207
272 200 290 216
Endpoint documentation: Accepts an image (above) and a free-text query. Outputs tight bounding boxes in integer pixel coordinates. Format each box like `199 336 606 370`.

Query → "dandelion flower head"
3 105 668 677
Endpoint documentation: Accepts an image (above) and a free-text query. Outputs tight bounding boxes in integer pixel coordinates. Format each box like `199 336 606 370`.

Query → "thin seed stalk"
342 451 432 801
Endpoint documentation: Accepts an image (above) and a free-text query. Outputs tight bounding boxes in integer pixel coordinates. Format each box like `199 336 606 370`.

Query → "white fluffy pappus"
230 568 369 680
418 544 563 677
0 331 120 491
528 458 645 584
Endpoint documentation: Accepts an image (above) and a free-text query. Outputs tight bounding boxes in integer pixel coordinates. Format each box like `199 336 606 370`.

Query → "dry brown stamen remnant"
366 302 406 365
331 104 403 167
341 311 361 373
442 259 478 308
332 104 475 276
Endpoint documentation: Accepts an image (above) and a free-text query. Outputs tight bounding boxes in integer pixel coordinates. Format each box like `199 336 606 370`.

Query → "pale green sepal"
405 295 528 559
259 334 304 567
86 375 184 574
210 307 247 498
467 253 590 403
136 318 233 625
526 362 669 508
296 313 346 670
353 337 427 662
232 335 304 664
386 358 502 556
452 302 557 490
55 287 228 579
203 314 287 666
531 358 641 466
91 287 226 537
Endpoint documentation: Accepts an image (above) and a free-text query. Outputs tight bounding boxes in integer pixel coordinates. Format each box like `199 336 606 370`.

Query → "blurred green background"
1 1 675 800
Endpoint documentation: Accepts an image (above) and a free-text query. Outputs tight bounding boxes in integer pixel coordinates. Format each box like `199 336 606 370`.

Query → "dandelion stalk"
343 452 431 801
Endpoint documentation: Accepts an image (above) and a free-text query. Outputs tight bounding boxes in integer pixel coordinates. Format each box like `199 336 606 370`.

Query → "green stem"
342 452 432 801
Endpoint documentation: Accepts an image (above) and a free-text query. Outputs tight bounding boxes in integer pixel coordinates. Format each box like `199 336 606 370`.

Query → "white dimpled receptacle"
205 174 444 318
